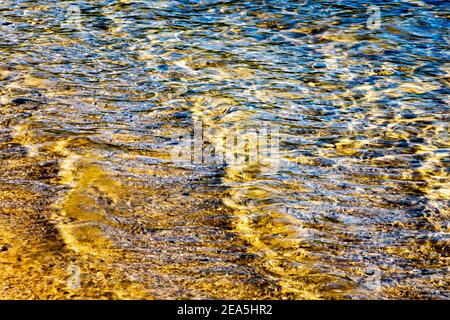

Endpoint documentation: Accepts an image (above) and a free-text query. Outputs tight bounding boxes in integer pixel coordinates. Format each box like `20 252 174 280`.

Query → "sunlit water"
0 0 448 299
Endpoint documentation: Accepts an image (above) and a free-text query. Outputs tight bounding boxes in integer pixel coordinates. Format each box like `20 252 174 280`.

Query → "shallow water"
0 0 448 299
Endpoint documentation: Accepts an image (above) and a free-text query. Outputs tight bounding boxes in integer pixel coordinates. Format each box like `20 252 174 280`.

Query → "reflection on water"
0 0 448 299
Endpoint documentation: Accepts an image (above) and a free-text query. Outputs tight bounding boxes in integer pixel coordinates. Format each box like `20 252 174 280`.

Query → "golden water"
0 0 448 299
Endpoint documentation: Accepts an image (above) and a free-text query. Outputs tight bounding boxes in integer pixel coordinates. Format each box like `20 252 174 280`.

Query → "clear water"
0 0 448 299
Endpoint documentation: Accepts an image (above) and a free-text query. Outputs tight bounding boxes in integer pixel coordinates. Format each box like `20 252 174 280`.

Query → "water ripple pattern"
0 0 448 299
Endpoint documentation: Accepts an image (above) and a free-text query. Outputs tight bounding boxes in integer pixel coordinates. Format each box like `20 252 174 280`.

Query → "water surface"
0 0 449 299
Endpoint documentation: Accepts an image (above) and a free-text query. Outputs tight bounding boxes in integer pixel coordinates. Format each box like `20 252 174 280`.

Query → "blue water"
0 0 448 299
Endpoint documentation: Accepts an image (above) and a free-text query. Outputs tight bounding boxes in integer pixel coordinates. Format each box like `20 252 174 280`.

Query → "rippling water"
0 0 448 299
